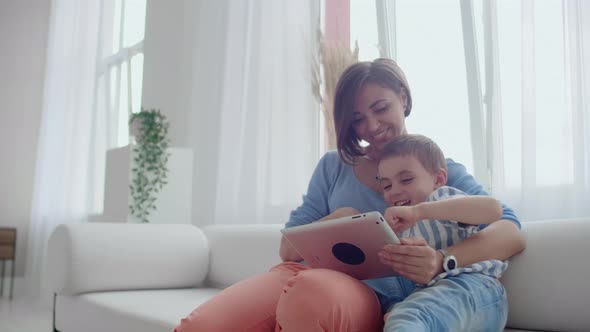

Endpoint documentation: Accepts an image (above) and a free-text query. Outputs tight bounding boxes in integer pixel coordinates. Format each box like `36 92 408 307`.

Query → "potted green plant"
128 108 171 223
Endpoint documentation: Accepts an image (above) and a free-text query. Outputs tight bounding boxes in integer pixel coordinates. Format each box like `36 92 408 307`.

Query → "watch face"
447 258 456 270
444 256 457 271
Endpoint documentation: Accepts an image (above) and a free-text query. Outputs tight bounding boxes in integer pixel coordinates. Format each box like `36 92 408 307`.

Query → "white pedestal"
98 145 193 224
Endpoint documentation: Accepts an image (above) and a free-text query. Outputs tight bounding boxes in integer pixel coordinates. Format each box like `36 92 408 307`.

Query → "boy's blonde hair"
380 134 447 174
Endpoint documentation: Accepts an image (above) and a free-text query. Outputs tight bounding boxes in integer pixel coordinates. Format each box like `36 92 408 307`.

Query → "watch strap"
439 249 451 258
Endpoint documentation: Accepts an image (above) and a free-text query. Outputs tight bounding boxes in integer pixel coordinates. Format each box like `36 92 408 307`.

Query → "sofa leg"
53 293 61 332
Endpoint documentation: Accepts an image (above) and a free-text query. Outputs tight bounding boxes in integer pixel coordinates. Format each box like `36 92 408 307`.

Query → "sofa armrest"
501 218 590 331
47 223 209 295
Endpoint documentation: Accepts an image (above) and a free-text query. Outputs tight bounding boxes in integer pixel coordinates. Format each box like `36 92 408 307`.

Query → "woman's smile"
353 82 407 150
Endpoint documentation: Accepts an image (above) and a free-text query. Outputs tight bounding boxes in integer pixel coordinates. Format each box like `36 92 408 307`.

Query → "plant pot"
129 118 142 145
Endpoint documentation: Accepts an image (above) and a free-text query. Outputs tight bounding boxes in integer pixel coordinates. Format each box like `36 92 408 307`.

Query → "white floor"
0 297 53 332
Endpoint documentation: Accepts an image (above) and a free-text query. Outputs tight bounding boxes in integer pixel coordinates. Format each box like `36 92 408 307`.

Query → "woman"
174 58 525 332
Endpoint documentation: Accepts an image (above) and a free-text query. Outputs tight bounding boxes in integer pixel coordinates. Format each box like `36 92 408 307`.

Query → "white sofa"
46 219 590 332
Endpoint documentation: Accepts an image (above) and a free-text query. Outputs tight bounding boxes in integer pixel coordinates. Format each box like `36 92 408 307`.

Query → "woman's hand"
378 237 443 285
279 236 302 262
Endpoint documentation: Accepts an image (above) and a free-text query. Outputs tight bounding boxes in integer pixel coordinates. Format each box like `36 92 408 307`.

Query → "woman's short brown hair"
333 58 413 165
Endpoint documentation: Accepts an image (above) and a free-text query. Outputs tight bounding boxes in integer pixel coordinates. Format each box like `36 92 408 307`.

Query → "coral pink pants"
174 261 382 332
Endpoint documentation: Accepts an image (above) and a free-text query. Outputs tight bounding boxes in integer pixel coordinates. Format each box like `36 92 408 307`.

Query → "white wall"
142 0 191 147
0 0 50 277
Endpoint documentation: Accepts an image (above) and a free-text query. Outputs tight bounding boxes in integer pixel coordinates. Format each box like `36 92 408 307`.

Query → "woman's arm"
279 236 302 262
446 219 525 265
280 207 361 262
380 221 525 284
280 153 335 261
379 160 526 284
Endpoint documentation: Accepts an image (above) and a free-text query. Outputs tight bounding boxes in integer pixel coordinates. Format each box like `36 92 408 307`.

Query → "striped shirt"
399 186 509 287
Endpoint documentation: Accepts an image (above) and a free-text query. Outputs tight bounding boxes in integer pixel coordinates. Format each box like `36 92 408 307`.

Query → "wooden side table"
0 227 16 299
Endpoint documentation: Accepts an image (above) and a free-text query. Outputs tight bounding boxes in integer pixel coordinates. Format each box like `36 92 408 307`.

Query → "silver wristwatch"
439 249 458 272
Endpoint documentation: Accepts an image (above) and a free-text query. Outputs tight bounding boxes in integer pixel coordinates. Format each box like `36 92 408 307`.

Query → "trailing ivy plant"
128 108 171 223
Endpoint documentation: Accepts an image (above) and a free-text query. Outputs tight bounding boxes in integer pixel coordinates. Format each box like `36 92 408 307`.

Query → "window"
350 0 380 60
348 0 475 176
97 0 147 147
341 0 590 221
484 0 570 187
347 0 576 188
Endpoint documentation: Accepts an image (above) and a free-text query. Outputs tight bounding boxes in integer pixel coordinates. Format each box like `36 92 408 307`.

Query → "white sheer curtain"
489 0 590 221
373 0 590 222
27 0 318 302
182 0 319 226
210 0 320 225
26 1 104 302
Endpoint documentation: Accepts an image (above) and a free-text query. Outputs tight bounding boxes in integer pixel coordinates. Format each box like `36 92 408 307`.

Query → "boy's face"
377 154 447 207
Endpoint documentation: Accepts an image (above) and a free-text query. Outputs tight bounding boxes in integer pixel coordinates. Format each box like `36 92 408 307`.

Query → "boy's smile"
377 155 445 207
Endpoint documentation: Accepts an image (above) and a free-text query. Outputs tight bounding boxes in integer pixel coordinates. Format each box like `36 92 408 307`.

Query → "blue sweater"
287 151 520 229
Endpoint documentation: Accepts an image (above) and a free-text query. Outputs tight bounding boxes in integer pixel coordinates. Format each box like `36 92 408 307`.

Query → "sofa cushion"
55 288 221 332
203 224 283 288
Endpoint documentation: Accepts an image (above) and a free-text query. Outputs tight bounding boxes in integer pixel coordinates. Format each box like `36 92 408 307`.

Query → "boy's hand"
384 205 419 233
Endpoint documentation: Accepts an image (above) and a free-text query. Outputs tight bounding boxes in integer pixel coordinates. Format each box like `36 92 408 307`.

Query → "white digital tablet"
281 211 401 280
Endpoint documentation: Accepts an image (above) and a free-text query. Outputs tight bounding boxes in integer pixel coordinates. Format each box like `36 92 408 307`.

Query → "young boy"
376 134 509 330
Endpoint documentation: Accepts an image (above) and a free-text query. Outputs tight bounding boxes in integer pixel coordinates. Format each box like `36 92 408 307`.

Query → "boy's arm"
386 195 502 233
415 195 502 225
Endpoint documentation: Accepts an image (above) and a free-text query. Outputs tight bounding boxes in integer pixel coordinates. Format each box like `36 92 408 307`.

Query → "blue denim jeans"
383 273 508 332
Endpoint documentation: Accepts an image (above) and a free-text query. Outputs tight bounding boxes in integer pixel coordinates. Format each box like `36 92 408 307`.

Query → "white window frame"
375 0 397 59
375 0 492 191
96 0 146 146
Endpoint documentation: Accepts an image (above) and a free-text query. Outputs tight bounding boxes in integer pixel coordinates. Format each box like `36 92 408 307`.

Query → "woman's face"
352 82 407 155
